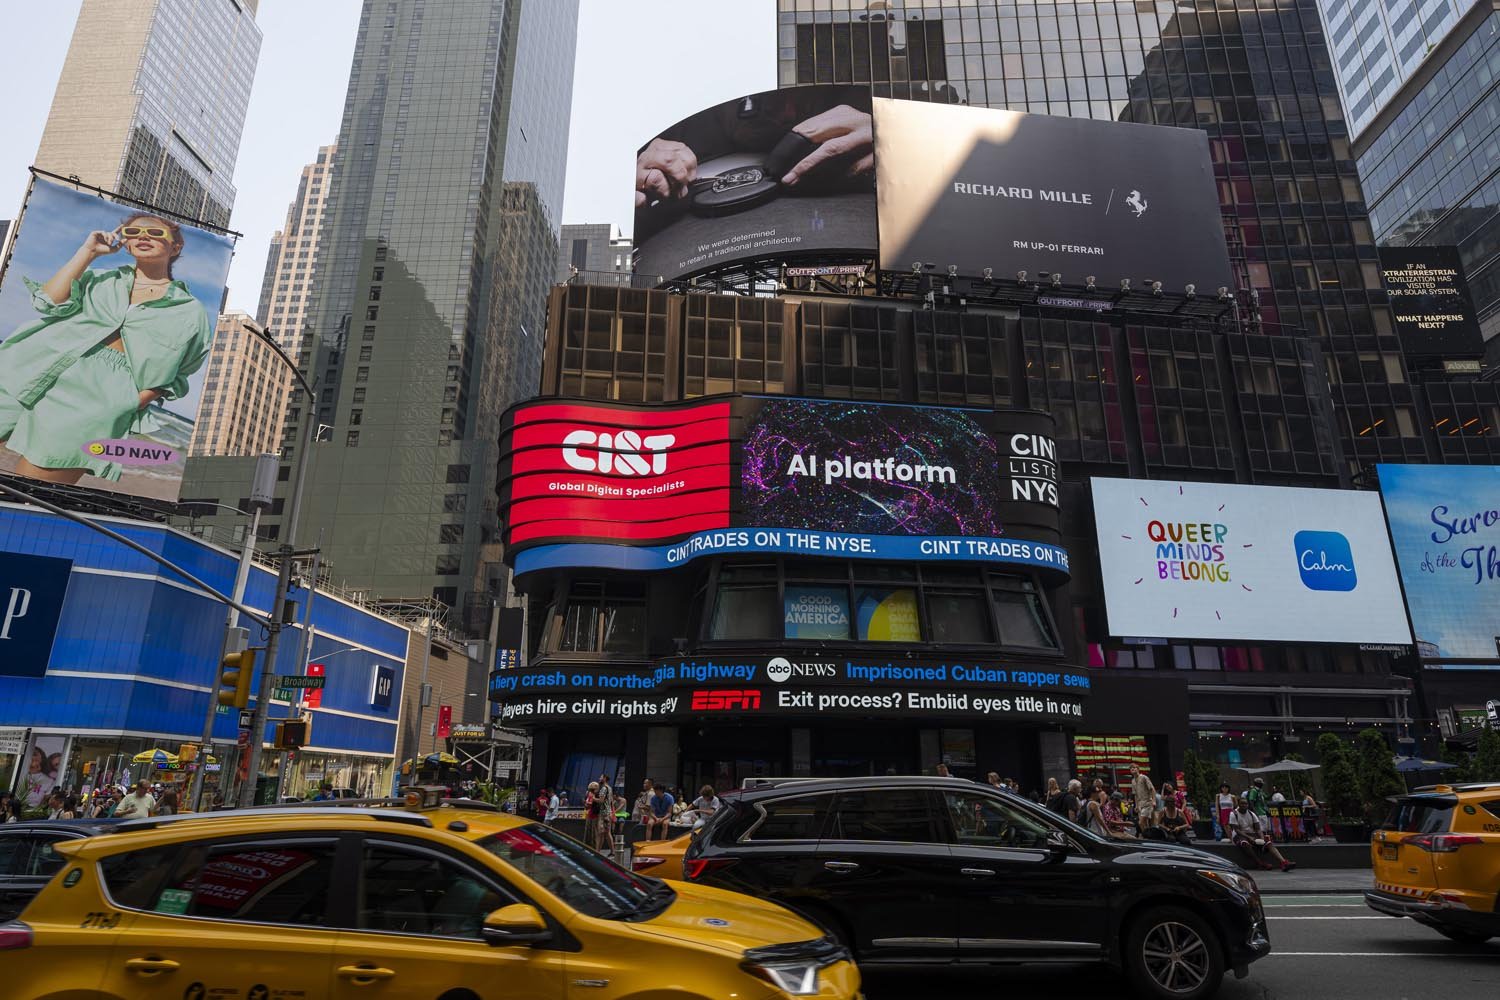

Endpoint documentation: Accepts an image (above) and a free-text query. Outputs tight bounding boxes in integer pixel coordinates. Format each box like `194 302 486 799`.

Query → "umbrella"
424 752 459 766
1235 759 1321 775
1393 756 1452 773
131 748 179 765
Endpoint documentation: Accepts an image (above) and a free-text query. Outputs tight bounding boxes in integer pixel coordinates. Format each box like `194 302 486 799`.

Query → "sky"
0 0 773 316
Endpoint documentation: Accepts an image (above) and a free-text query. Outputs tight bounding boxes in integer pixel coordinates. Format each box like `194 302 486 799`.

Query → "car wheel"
1124 906 1225 1000
1435 926 1492 946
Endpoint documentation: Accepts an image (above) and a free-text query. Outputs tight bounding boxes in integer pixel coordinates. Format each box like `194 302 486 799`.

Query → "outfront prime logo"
1295 530 1358 592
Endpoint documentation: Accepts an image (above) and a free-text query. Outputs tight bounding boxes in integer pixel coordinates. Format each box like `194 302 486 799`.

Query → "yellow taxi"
1366 782 1500 944
0 799 860 999
631 830 694 880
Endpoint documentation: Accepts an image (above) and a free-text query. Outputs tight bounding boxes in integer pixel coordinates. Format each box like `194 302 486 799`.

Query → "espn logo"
690 689 763 711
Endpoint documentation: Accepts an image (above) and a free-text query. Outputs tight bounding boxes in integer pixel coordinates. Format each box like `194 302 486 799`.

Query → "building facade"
257 144 337 353
0 501 409 805
186 311 290 459
180 0 578 636
34 0 263 227
1313 0 1473 137
1353 2 1500 357
558 223 635 285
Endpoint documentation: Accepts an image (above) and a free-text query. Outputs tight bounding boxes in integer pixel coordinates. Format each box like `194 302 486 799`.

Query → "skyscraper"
1313 0 1473 137
187 312 289 459
34 0 263 228
182 0 579 633
258 145 338 352
558 223 634 285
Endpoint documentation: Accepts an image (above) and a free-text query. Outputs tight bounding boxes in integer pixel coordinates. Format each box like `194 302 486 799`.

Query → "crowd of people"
531 776 724 854
0 779 194 822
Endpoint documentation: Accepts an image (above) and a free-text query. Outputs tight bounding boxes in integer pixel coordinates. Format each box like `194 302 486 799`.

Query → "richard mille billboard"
632 90 1234 292
874 98 1234 292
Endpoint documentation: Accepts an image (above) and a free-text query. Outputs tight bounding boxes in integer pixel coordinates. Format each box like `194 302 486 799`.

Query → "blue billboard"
1379 464 1500 664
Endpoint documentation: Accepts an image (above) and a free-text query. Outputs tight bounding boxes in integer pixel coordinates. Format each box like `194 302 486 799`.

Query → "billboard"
498 396 1068 576
632 86 878 282
873 98 1233 292
0 551 73 678
1378 464 1500 664
492 655 1090 727
1091 478 1410 644
1377 246 1484 359
0 176 234 501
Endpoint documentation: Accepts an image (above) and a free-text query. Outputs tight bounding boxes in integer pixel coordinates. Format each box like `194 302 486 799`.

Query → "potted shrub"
1355 728 1404 830
1181 749 1219 839
1316 732 1365 842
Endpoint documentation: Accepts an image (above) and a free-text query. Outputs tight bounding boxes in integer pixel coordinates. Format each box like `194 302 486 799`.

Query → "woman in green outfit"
0 214 212 484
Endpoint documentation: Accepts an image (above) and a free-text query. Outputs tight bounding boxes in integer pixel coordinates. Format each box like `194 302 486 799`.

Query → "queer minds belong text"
1148 519 1230 583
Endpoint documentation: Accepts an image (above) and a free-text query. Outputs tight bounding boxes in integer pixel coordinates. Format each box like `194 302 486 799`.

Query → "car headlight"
742 961 820 996
1197 868 1257 895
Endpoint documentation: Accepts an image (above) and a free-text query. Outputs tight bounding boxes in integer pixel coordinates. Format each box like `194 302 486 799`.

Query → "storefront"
493 393 1097 797
0 503 410 810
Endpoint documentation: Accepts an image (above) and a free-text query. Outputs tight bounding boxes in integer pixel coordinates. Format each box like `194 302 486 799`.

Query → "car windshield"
474 824 654 920
1383 799 1454 833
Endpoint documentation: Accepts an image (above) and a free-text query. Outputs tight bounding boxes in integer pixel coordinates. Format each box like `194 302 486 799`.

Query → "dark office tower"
778 0 1469 473
184 0 579 631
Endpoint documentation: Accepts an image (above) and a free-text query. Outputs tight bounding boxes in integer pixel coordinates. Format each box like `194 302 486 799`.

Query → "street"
861 896 1500 999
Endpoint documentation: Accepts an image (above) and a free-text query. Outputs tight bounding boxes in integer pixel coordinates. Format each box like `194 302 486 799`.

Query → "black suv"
0 820 117 921
682 776 1269 1000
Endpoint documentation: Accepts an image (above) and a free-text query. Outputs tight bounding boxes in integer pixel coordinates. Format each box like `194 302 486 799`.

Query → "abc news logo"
765 656 837 684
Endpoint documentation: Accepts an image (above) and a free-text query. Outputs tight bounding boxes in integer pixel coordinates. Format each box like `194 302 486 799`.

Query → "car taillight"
683 858 737 881
0 924 32 950
1406 833 1483 853
632 856 665 871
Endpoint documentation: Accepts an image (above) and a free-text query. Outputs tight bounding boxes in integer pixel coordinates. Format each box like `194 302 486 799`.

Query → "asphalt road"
860 895 1500 999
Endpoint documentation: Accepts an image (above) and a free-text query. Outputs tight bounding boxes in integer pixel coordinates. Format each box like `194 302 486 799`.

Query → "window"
346 431 360 447
853 586 920 641
446 464 470 483
783 585 851 640
439 524 464 544
559 580 647 654
476 825 649 920
927 591 993 644
360 842 506 938
435 556 461 576
992 579 1058 649
104 840 337 926
940 789 1054 849
826 789 935 843
710 581 779 640
746 794 835 841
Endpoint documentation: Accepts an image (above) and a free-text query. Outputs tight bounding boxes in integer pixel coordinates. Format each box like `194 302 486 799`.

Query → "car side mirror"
481 903 552 946
1045 830 1070 862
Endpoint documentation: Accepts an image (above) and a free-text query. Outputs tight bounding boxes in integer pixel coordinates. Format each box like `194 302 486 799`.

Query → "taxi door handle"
124 957 180 974
960 868 997 877
338 965 397 982
823 861 859 873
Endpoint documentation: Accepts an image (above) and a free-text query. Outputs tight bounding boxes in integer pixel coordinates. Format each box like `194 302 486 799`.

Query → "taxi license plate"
1380 843 1399 861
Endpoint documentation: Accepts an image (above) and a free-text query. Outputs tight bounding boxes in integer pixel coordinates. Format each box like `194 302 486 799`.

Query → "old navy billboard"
1378 464 1500 666
498 396 1066 576
875 98 1233 292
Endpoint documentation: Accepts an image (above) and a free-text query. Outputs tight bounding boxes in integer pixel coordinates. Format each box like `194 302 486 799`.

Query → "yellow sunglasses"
119 225 172 239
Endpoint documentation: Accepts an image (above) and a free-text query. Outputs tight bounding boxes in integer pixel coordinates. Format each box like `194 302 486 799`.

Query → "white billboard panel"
1091 478 1411 644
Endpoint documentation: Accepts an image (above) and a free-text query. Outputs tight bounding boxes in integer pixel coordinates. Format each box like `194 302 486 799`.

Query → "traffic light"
274 718 310 750
218 648 257 709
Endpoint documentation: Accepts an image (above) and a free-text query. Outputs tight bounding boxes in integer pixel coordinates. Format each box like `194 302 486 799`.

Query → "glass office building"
183 0 578 635
1354 3 1500 361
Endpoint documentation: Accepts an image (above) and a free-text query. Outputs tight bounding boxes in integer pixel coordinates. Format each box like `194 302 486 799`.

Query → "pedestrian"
595 782 616 853
1246 777 1270 819
558 789 570 809
1270 784 1286 805
113 780 155 820
1103 791 1135 839
583 781 602 848
1084 788 1110 837
0 792 20 823
155 790 178 816
987 771 1005 790
1229 796 1296 871
936 763 953 778
544 788 559 825
1215 783 1236 841
46 791 65 819
1048 779 1082 822
1157 799 1192 845
1043 777 1061 806
690 785 721 826
534 787 549 819
632 779 656 839
1132 768 1157 832
644 782 675 840
312 781 336 802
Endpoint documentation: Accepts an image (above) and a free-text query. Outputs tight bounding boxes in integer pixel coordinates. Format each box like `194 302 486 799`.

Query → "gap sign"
0 553 73 678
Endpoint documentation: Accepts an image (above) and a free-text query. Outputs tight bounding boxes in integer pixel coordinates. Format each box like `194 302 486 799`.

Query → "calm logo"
1295 531 1358 592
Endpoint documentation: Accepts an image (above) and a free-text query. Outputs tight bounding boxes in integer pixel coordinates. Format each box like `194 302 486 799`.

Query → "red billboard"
500 400 732 546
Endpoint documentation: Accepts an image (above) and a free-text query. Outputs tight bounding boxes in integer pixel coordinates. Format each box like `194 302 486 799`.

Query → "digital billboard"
873 98 1233 293
498 396 1068 576
632 86 878 282
1377 246 1485 359
491 654 1090 727
1378 464 1500 664
0 176 234 502
1091 478 1410 644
